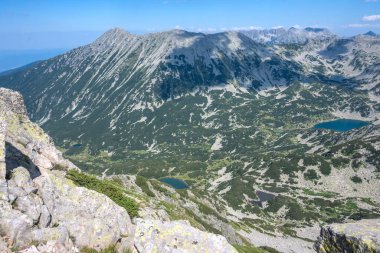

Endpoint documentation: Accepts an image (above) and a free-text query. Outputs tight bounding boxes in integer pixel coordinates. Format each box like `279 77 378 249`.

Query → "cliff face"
315 219 380 253
0 88 237 253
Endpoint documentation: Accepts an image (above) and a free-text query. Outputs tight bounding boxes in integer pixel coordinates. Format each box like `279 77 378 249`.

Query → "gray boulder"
315 219 380 252
7 179 27 203
33 171 135 250
134 219 237 253
0 201 34 248
30 227 71 246
38 205 52 228
13 194 43 224
10 167 37 194
0 115 7 201
0 236 11 253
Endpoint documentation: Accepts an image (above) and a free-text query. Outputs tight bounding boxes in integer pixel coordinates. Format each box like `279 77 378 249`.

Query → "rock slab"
134 218 237 253
315 219 380 253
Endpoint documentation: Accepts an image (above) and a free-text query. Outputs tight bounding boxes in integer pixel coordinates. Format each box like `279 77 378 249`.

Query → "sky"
0 0 380 50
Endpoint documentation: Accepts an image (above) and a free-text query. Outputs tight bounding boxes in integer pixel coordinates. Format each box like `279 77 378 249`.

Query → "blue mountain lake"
314 119 370 132
159 178 188 189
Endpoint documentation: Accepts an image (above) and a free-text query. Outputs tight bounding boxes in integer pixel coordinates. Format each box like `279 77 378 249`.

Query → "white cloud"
292 24 302 29
348 23 380 28
348 23 370 27
231 26 262 31
272 26 284 29
363 15 380 21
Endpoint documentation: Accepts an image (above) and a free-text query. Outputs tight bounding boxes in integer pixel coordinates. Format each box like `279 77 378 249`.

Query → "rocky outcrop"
315 219 380 253
0 88 134 252
134 219 237 253
33 170 134 250
0 87 238 253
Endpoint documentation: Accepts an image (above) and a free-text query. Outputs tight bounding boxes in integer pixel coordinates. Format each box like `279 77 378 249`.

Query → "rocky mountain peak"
101 27 135 39
92 27 137 49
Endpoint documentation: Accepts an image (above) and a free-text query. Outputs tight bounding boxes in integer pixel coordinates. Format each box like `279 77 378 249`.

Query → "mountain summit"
364 30 377 36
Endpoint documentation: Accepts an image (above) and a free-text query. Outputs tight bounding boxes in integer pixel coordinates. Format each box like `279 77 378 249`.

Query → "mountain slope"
276 34 380 89
1 28 380 252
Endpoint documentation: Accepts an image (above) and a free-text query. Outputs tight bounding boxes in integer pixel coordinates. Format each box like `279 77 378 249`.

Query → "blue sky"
0 0 380 50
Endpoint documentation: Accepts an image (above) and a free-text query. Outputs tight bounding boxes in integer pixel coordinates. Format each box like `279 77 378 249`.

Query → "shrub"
350 175 363 184
304 169 319 181
66 170 139 218
319 161 331 176
233 244 270 253
52 163 67 171
135 176 155 197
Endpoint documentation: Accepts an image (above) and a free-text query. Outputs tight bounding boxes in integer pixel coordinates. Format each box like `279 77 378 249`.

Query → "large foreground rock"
134 219 237 253
0 88 134 252
315 219 380 253
33 171 134 250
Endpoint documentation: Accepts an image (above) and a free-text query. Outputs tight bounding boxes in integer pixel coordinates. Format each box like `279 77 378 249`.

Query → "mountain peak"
93 27 136 47
364 31 377 36
100 27 135 38
160 29 202 37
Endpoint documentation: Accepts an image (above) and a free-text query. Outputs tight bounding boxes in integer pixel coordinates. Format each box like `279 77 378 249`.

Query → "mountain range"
0 27 380 252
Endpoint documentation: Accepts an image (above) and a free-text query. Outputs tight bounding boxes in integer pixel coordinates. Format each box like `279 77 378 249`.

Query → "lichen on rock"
134 218 238 253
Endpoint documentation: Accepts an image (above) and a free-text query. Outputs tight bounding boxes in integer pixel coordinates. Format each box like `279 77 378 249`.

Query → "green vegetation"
302 189 338 198
233 244 270 253
135 176 155 197
304 169 320 181
66 170 139 218
351 175 363 184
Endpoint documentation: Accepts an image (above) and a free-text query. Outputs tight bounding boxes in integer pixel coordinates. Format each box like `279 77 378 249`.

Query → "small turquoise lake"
314 119 370 132
159 178 188 189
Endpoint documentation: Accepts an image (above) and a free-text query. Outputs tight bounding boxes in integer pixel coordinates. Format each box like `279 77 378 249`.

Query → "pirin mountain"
1 27 380 252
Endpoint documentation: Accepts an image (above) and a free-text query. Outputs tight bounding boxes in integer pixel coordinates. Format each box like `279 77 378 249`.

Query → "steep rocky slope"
0 88 237 253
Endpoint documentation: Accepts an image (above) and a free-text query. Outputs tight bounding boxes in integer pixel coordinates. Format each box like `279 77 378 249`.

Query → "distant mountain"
364 31 377 36
239 27 336 45
280 33 380 89
0 28 302 120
